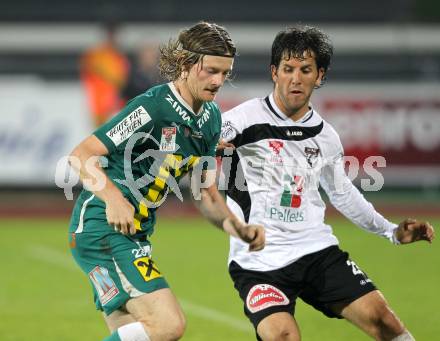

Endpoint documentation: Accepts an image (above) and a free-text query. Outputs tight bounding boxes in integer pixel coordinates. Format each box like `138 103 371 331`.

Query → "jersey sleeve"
93 93 158 153
319 130 398 243
220 105 246 143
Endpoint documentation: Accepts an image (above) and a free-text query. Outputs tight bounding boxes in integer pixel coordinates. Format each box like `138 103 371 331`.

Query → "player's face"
271 51 324 119
187 55 234 102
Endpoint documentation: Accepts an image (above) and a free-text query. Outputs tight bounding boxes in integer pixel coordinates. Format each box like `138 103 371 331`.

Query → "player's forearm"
321 165 397 241
194 186 243 237
69 145 124 204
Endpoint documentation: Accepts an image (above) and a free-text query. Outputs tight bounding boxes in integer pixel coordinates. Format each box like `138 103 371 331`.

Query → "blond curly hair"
159 22 236 81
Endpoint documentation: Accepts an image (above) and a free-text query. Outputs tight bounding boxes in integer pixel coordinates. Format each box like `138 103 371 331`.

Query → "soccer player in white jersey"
219 26 435 341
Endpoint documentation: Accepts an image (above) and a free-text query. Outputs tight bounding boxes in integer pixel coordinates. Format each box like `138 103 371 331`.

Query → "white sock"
391 330 415 341
117 322 151 341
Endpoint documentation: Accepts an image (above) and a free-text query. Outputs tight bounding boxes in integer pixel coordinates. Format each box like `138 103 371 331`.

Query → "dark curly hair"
271 26 333 84
159 21 236 81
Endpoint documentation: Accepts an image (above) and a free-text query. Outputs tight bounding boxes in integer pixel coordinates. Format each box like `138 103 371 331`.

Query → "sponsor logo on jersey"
265 174 306 222
89 266 119 305
246 284 289 313
133 256 162 282
165 94 192 122
286 129 303 137
304 147 320 167
106 106 152 147
196 108 211 129
279 175 304 208
266 206 305 223
160 127 177 152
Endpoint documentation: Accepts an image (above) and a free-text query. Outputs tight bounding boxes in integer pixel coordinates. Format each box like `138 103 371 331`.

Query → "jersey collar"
267 92 314 124
168 82 204 116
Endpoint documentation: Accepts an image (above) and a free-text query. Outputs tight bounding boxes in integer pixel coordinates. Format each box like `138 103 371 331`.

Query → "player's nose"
213 72 227 86
291 69 302 84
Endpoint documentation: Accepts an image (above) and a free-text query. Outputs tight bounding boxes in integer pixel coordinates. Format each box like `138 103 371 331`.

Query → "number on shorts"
346 260 364 276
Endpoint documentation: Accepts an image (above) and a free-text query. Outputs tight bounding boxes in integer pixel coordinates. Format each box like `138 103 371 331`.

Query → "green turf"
0 216 438 340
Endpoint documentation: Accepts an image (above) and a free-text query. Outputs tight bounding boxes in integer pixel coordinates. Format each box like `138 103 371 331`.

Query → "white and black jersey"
221 93 397 271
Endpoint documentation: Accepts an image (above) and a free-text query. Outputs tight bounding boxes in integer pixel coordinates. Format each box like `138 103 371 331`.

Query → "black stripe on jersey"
224 151 251 223
264 96 284 120
231 121 324 148
302 110 314 123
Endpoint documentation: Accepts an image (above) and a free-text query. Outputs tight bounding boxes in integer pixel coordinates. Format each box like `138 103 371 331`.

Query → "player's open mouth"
291 90 302 94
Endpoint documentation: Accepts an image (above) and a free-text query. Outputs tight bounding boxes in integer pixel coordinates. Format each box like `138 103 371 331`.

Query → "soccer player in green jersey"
68 22 265 341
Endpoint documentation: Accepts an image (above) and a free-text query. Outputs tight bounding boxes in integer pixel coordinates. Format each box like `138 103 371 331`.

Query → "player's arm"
321 154 435 244
190 168 265 251
69 135 136 235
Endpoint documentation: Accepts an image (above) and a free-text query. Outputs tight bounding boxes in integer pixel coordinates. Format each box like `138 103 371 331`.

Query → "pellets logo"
246 284 289 313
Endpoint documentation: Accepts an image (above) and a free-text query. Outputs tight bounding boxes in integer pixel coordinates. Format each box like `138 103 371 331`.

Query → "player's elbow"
68 145 83 169
69 145 81 161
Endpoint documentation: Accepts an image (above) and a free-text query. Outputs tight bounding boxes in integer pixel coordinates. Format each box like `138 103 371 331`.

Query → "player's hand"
216 139 235 153
105 195 136 235
226 219 265 252
243 224 266 251
395 218 435 244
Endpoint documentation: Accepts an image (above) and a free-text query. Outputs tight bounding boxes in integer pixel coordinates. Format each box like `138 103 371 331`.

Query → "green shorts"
69 229 168 316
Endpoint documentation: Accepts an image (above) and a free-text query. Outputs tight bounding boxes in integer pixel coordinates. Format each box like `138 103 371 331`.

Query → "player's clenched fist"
234 222 266 251
223 217 265 252
105 195 136 235
395 218 435 244
241 224 265 252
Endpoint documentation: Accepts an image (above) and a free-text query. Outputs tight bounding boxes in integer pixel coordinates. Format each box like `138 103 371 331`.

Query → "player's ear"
271 65 278 83
180 65 190 80
315 67 324 87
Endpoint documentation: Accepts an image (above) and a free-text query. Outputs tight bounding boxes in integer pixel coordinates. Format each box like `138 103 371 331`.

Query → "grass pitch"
0 216 438 340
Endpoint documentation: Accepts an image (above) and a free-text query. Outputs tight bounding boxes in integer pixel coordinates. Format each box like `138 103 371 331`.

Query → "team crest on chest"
160 127 177 152
304 147 320 167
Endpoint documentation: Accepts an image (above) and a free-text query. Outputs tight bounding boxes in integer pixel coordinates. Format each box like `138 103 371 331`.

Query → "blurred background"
0 1 439 340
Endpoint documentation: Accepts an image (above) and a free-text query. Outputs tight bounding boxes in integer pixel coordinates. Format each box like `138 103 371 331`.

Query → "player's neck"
173 80 203 114
273 92 309 122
